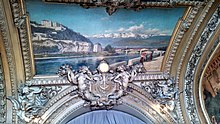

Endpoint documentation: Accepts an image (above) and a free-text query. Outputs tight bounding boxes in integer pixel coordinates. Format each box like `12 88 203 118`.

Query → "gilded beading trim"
184 4 220 123
124 95 163 123
0 0 18 123
30 77 69 86
164 6 201 73
0 0 17 97
10 0 34 80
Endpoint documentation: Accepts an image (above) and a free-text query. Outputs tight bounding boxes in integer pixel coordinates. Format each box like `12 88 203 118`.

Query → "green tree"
104 45 115 53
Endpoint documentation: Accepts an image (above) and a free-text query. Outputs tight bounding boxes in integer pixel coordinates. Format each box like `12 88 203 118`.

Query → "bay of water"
35 54 140 75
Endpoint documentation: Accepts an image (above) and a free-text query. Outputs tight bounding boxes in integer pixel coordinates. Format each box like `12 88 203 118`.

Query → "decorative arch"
6 66 177 124
1 0 220 124
170 1 220 123
31 83 176 124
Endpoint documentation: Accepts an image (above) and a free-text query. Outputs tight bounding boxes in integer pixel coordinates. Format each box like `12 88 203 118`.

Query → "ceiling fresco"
26 0 185 75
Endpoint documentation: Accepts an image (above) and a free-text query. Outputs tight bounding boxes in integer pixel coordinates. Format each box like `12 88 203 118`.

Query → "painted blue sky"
26 0 185 37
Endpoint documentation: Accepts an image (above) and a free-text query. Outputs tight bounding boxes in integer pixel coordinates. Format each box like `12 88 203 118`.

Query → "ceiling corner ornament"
7 82 62 123
57 61 142 109
184 5 220 124
0 56 6 124
10 0 34 80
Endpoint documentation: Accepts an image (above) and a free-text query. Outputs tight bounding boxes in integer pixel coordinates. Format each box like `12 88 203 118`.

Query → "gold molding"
161 6 192 72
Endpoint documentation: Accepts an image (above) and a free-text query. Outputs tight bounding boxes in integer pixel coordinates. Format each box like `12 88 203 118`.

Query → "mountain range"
89 35 171 48
31 20 171 55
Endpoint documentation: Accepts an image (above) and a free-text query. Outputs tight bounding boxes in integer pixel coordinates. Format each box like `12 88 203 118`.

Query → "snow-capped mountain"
89 32 152 39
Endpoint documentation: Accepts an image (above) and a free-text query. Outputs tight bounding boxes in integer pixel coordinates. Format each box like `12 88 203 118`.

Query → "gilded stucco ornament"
57 61 140 109
184 5 220 124
7 83 62 123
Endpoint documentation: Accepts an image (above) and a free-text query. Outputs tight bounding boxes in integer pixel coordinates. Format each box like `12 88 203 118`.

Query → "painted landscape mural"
26 0 185 75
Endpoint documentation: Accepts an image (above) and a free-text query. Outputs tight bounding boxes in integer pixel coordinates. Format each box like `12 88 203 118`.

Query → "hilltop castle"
40 20 66 31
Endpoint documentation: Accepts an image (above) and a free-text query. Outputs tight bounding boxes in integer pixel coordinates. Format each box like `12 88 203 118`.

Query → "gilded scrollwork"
7 83 62 123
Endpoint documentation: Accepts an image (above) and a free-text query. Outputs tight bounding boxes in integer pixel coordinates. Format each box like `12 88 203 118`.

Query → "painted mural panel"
26 0 185 75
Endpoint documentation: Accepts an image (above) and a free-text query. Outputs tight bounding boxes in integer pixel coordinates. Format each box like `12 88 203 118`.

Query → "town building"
93 43 102 52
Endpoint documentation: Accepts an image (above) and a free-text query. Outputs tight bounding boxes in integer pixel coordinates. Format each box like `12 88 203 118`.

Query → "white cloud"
91 24 172 38
127 24 144 33
117 27 125 32
117 24 145 33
